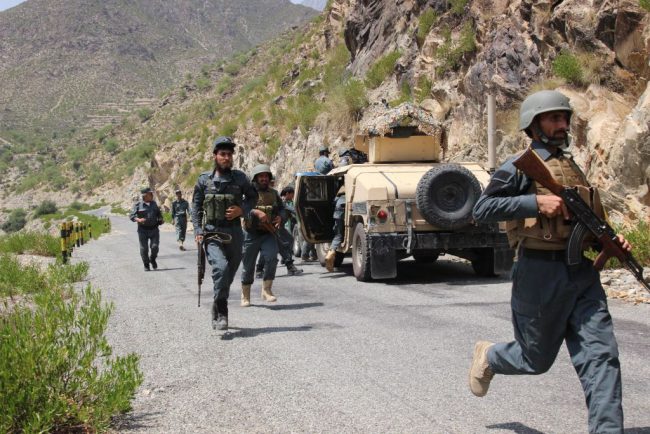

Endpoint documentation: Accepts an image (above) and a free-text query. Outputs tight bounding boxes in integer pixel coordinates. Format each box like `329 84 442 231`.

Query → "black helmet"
213 136 236 153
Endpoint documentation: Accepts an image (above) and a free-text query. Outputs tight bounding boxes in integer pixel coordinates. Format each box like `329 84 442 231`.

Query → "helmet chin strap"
532 124 572 149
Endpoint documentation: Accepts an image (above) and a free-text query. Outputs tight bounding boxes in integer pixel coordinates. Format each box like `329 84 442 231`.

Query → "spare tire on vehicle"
415 164 482 230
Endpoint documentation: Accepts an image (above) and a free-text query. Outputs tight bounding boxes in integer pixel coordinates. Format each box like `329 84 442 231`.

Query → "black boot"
211 301 219 330
286 261 303 276
150 257 158 270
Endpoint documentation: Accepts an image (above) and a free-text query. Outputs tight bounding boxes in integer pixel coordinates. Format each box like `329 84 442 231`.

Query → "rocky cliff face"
339 0 650 223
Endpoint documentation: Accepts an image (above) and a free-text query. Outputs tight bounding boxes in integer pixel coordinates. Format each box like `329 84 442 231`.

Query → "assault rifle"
197 239 205 307
513 148 650 292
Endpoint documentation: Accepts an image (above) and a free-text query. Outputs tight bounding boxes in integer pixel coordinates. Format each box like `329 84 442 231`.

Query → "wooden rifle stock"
512 148 650 292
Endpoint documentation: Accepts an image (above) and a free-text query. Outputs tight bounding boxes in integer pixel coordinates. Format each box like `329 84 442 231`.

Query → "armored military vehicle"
295 104 513 281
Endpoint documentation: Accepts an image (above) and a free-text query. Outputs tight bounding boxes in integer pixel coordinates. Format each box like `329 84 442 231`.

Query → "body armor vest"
246 188 278 231
202 177 243 230
506 153 605 250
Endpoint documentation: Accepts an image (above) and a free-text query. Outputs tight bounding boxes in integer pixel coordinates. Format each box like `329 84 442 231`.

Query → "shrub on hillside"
365 51 401 89
417 8 437 47
640 0 650 12
33 200 58 217
2 209 27 233
136 107 154 122
552 51 584 85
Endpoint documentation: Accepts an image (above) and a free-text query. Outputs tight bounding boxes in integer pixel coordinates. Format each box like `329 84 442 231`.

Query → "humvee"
295 105 513 281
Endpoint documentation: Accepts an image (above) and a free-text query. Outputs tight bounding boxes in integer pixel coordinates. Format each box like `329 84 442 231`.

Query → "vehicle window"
305 178 328 201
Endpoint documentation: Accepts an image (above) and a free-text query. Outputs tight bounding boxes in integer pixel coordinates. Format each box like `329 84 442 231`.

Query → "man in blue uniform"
192 136 259 331
469 90 632 433
255 186 303 278
130 187 163 271
240 164 286 306
171 189 191 251
314 145 334 174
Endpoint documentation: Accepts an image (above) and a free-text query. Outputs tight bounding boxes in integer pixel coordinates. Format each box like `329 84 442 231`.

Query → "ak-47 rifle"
513 147 650 292
197 238 205 307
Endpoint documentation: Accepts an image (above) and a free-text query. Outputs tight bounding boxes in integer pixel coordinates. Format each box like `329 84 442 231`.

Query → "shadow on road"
220 325 312 340
486 422 544 434
625 429 650 433
255 302 324 311
112 410 164 431
152 267 186 271
326 260 510 285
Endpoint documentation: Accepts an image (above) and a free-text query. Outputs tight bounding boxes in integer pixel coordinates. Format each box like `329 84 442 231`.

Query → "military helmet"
212 136 236 153
175 188 182 194
251 163 273 181
318 145 329 154
141 187 153 195
519 90 572 131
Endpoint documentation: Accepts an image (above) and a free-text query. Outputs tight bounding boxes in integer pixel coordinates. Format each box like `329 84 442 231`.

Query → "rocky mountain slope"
2 0 649 227
0 0 316 142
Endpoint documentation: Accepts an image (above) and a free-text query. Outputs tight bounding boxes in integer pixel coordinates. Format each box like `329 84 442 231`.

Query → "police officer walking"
130 187 164 271
469 90 633 433
314 145 334 174
240 164 286 306
171 189 191 251
192 136 259 331
255 186 303 277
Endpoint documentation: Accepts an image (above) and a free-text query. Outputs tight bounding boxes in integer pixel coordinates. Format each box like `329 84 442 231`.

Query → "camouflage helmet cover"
251 163 273 181
141 187 153 195
212 136 236 152
318 145 329 153
519 90 573 131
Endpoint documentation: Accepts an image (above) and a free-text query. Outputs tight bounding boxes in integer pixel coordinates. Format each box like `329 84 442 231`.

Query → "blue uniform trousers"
256 227 293 271
241 229 278 284
137 227 159 266
488 255 623 434
175 217 187 242
206 226 243 316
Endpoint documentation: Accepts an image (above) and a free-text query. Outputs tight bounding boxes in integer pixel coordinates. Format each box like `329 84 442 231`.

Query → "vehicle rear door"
295 174 339 243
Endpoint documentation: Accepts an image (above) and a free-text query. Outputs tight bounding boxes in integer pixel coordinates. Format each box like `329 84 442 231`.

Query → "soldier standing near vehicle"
240 164 286 306
314 145 334 174
255 186 303 278
325 186 345 272
171 189 191 251
469 90 632 433
130 187 164 271
192 136 259 331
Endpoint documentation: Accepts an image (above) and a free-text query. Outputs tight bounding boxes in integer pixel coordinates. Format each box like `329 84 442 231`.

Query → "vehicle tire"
316 243 330 267
292 225 302 257
416 164 482 230
351 222 371 281
412 252 439 263
471 248 497 277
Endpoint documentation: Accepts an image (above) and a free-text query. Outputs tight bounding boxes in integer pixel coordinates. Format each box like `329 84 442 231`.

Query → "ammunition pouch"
203 194 236 230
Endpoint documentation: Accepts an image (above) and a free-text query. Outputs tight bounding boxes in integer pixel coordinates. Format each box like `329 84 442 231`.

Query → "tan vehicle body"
296 126 513 281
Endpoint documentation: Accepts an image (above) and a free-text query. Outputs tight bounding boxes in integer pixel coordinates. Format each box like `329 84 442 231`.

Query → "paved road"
77 215 650 433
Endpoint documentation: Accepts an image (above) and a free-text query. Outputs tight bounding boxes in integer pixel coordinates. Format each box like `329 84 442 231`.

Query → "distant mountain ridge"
0 0 316 140
290 0 327 11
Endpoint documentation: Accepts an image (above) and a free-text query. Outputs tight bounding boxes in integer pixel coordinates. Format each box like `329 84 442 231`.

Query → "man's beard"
215 161 232 173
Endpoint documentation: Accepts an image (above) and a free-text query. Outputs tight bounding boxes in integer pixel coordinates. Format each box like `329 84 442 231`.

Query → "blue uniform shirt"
472 141 566 223
314 155 334 175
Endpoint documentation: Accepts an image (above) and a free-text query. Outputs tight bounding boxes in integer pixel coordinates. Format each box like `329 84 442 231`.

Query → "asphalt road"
77 215 650 433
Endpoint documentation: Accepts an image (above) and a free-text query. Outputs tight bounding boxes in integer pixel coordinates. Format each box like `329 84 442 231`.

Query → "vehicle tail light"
376 209 388 221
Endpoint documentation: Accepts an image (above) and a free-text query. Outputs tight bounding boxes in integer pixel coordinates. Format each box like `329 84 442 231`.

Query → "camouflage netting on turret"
358 102 443 138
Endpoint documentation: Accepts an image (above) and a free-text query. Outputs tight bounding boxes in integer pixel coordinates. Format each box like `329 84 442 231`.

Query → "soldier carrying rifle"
192 136 259 331
469 90 635 433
